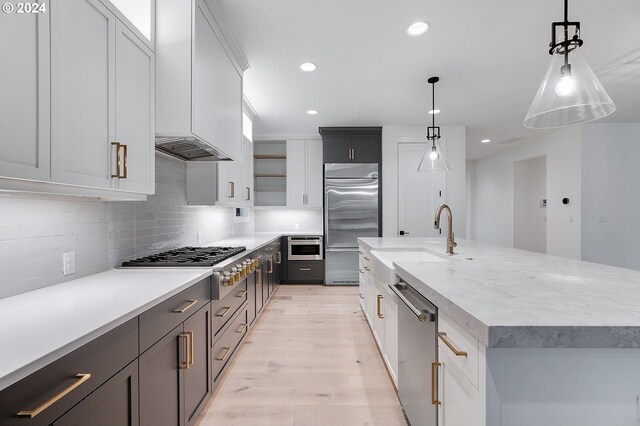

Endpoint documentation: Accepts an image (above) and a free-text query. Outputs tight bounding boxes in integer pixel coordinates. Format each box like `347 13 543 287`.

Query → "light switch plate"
294 223 300 230
63 252 76 276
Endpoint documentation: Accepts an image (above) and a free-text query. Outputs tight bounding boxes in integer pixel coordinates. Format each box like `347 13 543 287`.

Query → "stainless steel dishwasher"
389 281 438 426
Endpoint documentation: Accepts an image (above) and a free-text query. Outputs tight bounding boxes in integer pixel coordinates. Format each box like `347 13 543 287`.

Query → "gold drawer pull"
17 373 92 418
216 347 231 361
438 332 468 357
376 294 384 318
111 142 122 178
121 143 128 178
299 268 311 271
236 290 247 298
173 299 198 313
179 333 189 369
216 306 231 317
431 362 441 405
269 258 273 273
236 324 247 334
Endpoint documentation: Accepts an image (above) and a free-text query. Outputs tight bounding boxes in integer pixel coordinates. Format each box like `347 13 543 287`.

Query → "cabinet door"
51 0 115 189
286 140 306 207
350 134 379 163
373 288 385 349
262 260 270 304
115 20 155 194
53 360 139 426
256 264 264 314
437 347 479 426
184 305 212 426
323 134 352 163
192 0 242 162
305 140 324 207
247 271 257 325
140 325 185 426
0 3 50 181
217 162 232 202
243 141 254 204
383 296 399 383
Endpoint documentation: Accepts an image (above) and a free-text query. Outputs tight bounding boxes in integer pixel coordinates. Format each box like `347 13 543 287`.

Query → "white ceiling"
218 0 640 159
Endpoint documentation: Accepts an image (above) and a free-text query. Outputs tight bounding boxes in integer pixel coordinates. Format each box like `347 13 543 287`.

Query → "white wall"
469 126 581 259
581 123 640 270
382 125 466 238
513 156 547 253
254 208 323 233
0 153 252 299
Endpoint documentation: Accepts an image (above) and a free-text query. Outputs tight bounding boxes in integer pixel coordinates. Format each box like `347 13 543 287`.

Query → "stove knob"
231 267 241 281
243 260 252 273
222 272 235 287
236 264 246 278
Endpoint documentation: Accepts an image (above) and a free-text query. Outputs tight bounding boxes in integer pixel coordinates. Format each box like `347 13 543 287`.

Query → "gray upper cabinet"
0 2 50 181
320 128 382 163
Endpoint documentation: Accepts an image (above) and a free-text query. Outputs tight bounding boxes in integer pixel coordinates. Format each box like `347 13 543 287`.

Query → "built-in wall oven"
287 236 323 261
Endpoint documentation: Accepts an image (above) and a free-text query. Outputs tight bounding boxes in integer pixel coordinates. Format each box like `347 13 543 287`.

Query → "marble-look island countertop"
359 237 640 349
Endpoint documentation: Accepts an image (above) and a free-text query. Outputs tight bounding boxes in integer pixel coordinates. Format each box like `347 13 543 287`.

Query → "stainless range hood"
155 136 233 162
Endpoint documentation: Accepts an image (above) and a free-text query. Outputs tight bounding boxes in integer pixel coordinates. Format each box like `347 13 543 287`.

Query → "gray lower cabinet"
287 260 325 283
256 262 265 315
212 280 247 343
212 306 248 386
246 270 257 325
139 303 211 426
52 360 139 426
0 318 138 426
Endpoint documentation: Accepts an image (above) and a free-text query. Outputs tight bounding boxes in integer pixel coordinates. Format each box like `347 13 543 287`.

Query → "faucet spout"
434 204 457 255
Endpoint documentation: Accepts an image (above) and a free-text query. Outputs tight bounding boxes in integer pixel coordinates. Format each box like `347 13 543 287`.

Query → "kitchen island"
359 237 640 426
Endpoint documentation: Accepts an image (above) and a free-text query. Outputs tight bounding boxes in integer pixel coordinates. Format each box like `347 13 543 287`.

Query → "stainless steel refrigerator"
324 163 379 285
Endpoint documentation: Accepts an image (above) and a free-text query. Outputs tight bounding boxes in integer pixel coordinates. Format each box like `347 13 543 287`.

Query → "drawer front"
212 307 248 384
211 279 247 343
0 319 138 426
139 278 211 353
438 311 479 388
287 260 324 282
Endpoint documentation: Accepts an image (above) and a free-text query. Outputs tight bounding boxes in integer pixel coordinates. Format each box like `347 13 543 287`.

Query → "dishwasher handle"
389 283 436 322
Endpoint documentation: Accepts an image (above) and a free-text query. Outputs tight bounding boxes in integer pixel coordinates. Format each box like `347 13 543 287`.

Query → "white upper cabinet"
114 20 155 194
51 0 115 190
286 140 323 208
156 0 248 162
0 0 154 199
0 2 50 182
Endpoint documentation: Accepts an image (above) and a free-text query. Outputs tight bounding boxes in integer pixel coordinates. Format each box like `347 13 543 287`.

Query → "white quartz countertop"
0 230 322 391
0 268 212 391
359 237 640 349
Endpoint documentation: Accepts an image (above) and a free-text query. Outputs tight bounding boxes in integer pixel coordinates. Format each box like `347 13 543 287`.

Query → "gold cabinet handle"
236 290 247 298
377 294 384 318
438 332 468 357
257 269 262 287
229 181 235 198
299 268 311 271
216 306 231 317
111 142 122 178
236 324 247 334
246 186 251 201
269 258 273 274
121 143 128 178
277 251 282 264
17 373 92 418
179 333 189 370
186 331 194 366
216 347 231 361
173 299 198 313
431 362 441 405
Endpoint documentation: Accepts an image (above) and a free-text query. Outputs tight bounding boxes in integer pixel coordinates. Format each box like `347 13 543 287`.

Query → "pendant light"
523 0 615 128
418 77 450 172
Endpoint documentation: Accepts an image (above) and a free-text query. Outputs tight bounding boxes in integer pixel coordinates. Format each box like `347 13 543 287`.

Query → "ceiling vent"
498 137 523 145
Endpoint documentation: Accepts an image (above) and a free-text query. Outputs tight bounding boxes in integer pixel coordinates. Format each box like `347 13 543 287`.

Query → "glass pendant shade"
418 140 450 172
524 48 615 128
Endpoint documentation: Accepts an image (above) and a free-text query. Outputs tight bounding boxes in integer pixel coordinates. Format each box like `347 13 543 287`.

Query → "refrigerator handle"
324 188 330 246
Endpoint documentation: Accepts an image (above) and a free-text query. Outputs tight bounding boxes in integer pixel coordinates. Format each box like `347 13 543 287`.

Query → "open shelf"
254 154 286 159
254 140 287 206
255 174 286 178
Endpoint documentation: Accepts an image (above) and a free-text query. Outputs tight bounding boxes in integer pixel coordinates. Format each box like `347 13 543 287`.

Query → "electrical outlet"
63 252 76 276
294 223 300 230
598 216 606 224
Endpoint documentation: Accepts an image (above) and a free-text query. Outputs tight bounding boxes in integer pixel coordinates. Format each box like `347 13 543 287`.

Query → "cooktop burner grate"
121 246 246 267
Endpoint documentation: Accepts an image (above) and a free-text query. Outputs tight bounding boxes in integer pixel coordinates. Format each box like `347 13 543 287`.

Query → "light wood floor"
198 285 407 426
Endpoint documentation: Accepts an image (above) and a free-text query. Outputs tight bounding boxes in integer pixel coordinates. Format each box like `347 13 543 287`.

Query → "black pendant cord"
431 80 436 149
563 0 569 67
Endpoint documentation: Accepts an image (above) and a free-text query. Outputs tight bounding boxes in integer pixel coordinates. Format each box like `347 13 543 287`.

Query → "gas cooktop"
121 246 246 267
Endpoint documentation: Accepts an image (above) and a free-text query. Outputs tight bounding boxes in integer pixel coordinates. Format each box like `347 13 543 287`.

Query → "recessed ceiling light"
300 62 317 72
306 110 318 115
481 139 491 143
407 22 429 37
428 109 441 115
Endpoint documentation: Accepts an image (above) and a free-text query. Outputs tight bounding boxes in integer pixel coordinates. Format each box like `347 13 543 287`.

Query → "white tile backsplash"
254 208 323 233
0 153 253 299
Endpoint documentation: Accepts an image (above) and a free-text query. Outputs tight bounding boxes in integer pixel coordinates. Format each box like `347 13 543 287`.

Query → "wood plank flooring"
198 285 407 426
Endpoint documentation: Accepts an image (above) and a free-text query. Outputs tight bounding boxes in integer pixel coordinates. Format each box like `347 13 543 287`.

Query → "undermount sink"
369 249 448 284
